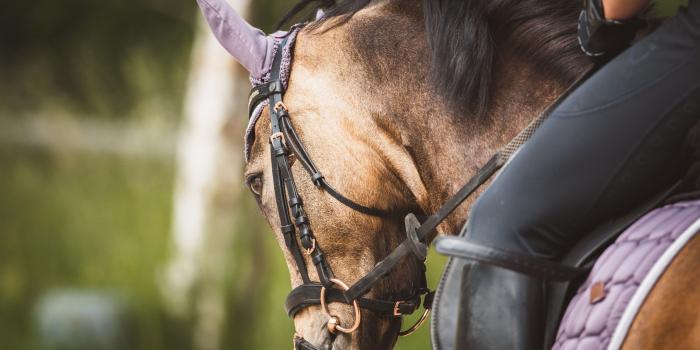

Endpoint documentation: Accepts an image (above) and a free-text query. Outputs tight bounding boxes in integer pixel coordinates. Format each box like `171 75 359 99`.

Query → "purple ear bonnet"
196 0 319 161
197 0 275 78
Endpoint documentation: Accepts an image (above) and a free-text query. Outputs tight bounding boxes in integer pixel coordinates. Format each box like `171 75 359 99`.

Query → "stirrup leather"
435 236 588 281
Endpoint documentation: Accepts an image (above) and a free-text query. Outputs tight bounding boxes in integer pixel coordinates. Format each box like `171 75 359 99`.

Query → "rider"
448 0 700 348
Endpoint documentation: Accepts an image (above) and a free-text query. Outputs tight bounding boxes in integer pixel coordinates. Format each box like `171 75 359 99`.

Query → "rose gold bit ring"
320 278 361 334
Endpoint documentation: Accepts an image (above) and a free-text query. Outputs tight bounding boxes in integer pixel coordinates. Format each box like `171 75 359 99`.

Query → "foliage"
0 147 184 350
0 0 195 119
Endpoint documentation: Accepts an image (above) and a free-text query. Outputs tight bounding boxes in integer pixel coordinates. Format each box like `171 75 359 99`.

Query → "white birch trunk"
160 1 252 349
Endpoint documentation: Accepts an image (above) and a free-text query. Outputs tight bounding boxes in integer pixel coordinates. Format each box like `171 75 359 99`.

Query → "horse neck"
321 0 587 233
401 55 571 234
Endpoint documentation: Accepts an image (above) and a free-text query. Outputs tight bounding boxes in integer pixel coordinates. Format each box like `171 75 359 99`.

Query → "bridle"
249 35 432 348
248 35 589 349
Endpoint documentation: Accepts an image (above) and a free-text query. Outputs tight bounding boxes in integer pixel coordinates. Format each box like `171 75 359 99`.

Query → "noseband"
248 36 565 349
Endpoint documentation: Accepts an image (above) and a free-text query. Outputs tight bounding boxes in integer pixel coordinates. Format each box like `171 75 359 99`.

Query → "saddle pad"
552 199 700 350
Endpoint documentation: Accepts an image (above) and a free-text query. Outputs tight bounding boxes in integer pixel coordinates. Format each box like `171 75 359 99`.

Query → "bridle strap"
342 151 505 302
281 116 391 217
257 35 393 291
249 49 390 219
248 82 273 117
285 284 421 317
295 335 331 350
268 36 331 286
271 144 312 284
265 39 309 284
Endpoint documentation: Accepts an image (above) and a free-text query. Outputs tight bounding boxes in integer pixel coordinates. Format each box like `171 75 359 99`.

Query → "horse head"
245 6 432 347
238 0 590 348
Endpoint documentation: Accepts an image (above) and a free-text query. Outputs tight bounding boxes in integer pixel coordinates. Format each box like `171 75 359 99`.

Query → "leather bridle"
249 36 433 348
247 36 589 349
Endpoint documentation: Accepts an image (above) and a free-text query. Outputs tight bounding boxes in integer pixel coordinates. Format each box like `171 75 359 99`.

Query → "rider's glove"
578 0 641 57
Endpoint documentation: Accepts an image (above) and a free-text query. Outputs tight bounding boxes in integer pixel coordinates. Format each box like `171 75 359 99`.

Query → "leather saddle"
431 168 700 349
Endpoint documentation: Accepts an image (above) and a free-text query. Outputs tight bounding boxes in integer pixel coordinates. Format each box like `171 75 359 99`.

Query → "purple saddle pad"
552 199 700 350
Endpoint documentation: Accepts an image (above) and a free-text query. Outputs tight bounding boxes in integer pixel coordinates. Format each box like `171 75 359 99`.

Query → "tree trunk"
160 1 252 349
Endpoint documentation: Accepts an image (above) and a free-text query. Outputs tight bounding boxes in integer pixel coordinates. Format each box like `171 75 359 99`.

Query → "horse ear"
196 0 273 79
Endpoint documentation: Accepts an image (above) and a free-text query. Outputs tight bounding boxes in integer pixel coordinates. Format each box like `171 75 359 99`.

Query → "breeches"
467 0 700 259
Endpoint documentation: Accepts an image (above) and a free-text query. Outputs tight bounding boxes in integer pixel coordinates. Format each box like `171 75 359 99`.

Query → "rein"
248 36 593 349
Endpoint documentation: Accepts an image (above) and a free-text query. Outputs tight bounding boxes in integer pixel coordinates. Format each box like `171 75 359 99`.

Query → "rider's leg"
451 2 700 349
468 0 700 259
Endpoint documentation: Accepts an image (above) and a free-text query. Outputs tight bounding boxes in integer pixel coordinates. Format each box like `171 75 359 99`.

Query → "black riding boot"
454 260 546 350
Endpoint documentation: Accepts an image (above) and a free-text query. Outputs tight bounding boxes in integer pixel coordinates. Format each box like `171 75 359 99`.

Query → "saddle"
432 163 700 350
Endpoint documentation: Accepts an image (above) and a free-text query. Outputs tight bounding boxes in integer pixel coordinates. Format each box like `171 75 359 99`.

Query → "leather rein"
247 36 591 349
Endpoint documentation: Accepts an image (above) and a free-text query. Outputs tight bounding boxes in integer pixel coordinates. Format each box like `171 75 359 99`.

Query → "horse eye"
246 174 263 197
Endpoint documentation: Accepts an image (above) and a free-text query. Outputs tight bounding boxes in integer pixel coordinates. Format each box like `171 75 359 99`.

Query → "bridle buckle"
304 238 316 255
393 301 403 316
270 132 287 148
274 101 288 113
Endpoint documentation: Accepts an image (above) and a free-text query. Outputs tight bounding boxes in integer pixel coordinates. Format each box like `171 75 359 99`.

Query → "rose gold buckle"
270 132 285 144
304 238 316 255
270 132 289 151
274 101 287 113
393 301 403 316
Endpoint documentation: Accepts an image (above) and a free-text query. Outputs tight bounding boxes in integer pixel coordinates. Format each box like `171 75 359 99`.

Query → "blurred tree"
160 2 251 350
0 0 195 119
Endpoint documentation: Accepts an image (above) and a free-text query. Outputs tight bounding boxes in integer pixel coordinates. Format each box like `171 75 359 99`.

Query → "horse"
227 0 700 348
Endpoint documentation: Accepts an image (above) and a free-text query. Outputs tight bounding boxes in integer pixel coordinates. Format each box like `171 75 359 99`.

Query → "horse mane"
287 0 591 119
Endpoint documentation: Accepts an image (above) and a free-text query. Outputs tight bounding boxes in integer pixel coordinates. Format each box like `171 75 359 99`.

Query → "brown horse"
241 0 699 349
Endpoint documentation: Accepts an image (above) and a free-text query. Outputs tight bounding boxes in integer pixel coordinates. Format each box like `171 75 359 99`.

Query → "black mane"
285 0 591 119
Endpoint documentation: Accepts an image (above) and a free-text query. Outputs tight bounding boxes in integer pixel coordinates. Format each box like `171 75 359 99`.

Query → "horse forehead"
244 42 347 161
245 19 397 168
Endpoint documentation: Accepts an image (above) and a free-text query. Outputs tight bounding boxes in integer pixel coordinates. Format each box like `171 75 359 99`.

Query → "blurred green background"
0 1 687 349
